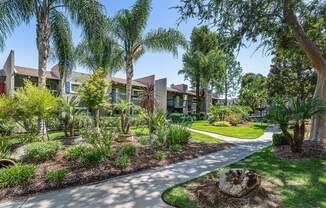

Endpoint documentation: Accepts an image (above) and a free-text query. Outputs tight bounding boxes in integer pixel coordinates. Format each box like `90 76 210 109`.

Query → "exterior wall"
154 78 167 113
3 50 15 95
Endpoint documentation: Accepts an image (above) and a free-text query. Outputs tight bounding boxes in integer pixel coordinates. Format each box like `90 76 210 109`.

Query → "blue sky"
0 0 271 86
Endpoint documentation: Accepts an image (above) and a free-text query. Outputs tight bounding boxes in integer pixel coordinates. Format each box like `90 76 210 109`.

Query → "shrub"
46 169 66 183
80 148 105 167
212 121 231 127
170 144 182 152
138 136 150 146
64 144 89 161
115 155 130 168
272 133 289 146
225 113 241 126
25 141 62 162
168 113 192 123
121 144 137 156
0 164 35 188
0 119 16 136
81 128 113 156
166 125 190 146
0 139 10 159
154 151 166 160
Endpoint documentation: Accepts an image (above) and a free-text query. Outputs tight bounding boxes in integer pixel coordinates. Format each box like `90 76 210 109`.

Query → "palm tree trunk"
36 4 51 86
284 0 326 141
125 56 133 103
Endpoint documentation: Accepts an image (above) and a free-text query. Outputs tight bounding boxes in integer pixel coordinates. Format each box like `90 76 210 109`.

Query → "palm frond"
0 0 34 50
63 0 107 40
50 9 75 81
130 0 151 41
143 28 187 57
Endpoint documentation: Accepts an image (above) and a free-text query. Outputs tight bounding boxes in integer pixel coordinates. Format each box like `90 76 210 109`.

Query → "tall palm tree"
113 0 187 104
179 51 202 114
0 0 106 86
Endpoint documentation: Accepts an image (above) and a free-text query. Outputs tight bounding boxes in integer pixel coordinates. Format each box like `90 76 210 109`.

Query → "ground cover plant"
191 121 267 139
163 147 326 208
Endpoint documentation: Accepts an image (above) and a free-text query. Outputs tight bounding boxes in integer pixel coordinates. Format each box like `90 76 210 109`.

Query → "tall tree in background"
113 0 187 105
239 73 267 114
0 0 106 86
177 0 326 140
214 54 242 105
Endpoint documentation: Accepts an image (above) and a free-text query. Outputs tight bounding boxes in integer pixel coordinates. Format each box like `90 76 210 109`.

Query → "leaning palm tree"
0 0 106 86
112 0 187 104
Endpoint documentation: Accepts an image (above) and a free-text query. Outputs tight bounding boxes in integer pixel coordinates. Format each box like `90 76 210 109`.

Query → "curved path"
0 126 277 208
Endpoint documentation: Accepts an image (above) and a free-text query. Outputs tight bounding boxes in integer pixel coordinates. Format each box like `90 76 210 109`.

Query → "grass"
48 131 65 140
162 147 326 208
130 126 149 136
190 131 223 143
190 121 268 139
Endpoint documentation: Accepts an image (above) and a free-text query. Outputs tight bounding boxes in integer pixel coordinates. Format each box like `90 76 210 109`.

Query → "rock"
0 159 16 169
60 136 83 145
10 146 27 161
218 169 261 197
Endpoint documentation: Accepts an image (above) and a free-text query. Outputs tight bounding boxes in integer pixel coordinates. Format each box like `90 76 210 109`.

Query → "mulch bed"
182 174 282 208
0 140 232 201
272 140 326 160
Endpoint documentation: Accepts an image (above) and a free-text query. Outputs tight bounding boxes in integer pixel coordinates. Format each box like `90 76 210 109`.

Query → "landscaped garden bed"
163 147 326 208
0 130 231 201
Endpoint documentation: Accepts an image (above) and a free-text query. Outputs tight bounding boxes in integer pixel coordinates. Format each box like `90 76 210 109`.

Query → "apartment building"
0 50 217 114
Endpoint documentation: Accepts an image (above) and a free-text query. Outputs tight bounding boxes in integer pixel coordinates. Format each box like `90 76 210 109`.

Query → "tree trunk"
95 109 100 133
125 56 133 104
224 81 228 106
310 72 326 140
195 79 201 113
36 3 51 86
203 80 210 116
284 0 326 141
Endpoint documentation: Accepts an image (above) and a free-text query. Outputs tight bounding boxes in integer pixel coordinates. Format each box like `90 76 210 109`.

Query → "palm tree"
60 96 82 137
0 0 106 86
179 51 202 114
268 97 326 153
112 0 187 104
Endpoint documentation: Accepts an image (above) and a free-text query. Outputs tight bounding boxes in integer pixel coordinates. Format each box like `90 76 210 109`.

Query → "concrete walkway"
0 126 277 208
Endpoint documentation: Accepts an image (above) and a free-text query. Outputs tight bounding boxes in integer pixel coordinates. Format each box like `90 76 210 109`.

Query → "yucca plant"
268 97 326 153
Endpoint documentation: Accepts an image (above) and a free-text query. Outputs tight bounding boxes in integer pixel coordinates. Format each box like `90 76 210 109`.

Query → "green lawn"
163 147 326 208
190 131 223 143
190 121 268 139
48 131 65 140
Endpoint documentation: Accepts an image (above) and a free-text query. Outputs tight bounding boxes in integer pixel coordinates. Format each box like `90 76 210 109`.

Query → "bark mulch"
272 140 326 160
183 174 282 208
0 140 232 201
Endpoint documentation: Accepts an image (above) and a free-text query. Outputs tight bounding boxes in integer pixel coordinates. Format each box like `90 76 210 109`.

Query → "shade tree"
176 0 326 140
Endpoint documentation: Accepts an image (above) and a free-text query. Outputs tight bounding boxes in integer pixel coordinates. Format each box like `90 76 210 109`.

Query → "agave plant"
268 97 326 153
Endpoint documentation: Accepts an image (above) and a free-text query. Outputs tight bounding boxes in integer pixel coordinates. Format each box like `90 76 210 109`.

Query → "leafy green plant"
0 164 35 188
166 125 190 147
0 139 10 159
268 97 326 152
154 151 166 160
170 144 182 152
64 144 89 161
115 155 130 168
272 133 289 146
168 113 192 124
225 113 241 126
81 128 113 156
0 119 16 136
138 136 150 146
80 148 105 167
121 144 137 156
113 100 141 134
46 168 67 183
25 141 62 162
